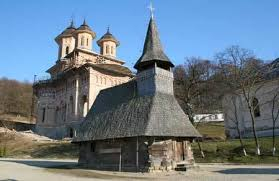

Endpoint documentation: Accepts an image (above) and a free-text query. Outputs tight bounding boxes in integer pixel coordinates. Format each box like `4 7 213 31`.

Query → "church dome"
55 21 76 43
75 20 96 38
97 28 120 47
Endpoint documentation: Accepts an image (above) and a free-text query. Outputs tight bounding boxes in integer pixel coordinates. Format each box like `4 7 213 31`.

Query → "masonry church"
33 20 133 139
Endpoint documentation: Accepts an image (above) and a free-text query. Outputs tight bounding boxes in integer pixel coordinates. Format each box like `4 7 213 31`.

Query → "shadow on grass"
216 168 279 175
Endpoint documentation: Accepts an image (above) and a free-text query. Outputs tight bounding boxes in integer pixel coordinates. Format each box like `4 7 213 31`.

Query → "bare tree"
174 57 218 158
217 45 266 155
223 94 247 156
271 90 279 156
174 57 217 123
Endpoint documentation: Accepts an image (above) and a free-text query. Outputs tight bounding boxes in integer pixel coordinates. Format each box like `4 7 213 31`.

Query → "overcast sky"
1 0 279 82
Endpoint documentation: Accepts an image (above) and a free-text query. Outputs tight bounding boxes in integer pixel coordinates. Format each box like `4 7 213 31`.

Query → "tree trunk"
188 112 205 158
236 122 247 156
197 140 205 158
249 109 260 155
273 120 276 156
232 96 247 156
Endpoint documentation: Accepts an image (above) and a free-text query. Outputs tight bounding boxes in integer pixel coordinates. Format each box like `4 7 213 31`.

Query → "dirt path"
0 158 279 181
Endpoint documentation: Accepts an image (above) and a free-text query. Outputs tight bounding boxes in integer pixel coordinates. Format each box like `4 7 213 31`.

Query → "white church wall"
223 79 279 138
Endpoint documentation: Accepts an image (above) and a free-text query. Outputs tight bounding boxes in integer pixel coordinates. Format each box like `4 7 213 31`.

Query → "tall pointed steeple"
134 17 174 71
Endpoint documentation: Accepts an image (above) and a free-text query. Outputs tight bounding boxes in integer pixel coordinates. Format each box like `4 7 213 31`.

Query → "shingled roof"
73 15 200 142
134 17 174 70
97 28 120 46
74 19 96 38
55 20 76 43
73 80 201 142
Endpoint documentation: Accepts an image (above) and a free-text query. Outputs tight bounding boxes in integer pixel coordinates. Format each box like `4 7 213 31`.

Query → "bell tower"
97 27 120 58
134 12 174 96
55 20 76 60
74 19 96 51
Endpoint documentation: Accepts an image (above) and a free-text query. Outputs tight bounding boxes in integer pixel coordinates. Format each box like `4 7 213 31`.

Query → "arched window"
252 97 260 117
82 95 88 117
65 46 69 55
111 46 114 54
87 38 89 46
100 46 103 54
106 45 109 54
81 36 85 46
42 108 46 123
69 128 74 138
55 107 59 123
70 96 74 113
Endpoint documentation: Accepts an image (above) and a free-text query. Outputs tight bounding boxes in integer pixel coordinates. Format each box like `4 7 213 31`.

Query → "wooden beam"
136 137 139 171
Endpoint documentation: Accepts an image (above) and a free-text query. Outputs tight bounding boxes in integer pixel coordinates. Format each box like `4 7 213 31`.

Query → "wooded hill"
0 77 33 117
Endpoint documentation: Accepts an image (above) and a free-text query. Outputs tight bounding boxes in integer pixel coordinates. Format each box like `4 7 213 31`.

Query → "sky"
1 0 279 82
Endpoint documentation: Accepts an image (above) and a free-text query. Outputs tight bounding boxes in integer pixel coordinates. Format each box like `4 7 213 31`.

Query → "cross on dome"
147 2 155 19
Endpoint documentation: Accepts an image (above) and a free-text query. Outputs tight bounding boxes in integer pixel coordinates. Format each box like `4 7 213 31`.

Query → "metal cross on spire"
147 2 155 19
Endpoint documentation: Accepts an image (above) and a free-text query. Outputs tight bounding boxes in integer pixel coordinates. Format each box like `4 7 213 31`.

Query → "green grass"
2 122 279 164
193 121 279 164
0 131 79 159
195 122 226 140
193 137 279 164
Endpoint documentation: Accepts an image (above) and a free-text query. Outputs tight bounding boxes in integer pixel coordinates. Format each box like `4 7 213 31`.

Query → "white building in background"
222 58 279 139
193 113 224 123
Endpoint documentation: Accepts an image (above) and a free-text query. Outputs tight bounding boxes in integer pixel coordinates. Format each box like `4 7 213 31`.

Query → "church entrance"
69 128 74 138
175 141 184 161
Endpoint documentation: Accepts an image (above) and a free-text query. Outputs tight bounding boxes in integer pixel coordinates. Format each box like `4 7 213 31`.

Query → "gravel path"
0 158 279 181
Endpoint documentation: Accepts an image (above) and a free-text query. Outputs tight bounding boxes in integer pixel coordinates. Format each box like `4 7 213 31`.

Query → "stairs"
175 163 187 171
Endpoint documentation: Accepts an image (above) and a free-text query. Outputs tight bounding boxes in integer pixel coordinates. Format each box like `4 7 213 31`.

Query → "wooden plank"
98 148 121 154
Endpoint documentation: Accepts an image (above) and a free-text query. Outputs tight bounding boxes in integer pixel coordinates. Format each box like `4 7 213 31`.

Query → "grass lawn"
1 121 279 164
195 121 226 140
0 131 79 159
193 121 279 163
193 137 279 164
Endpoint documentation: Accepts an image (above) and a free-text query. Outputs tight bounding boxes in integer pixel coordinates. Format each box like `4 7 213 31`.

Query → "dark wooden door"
176 142 184 161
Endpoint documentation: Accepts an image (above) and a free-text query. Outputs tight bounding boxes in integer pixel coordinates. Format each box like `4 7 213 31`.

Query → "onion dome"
74 19 96 38
55 20 76 43
134 17 174 70
97 27 120 47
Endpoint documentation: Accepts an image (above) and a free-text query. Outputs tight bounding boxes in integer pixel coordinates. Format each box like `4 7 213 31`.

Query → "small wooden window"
91 142 96 152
